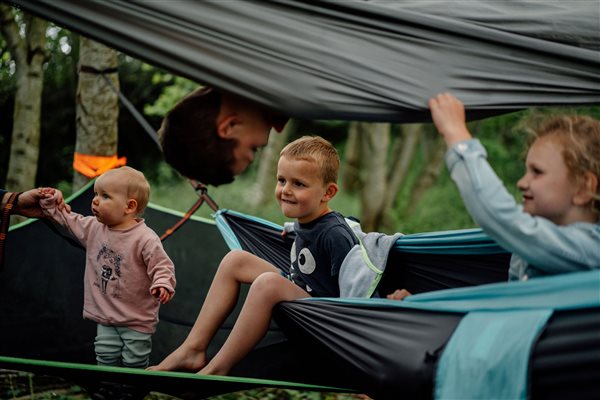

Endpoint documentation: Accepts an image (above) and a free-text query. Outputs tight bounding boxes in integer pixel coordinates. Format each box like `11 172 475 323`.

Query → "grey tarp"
7 0 600 122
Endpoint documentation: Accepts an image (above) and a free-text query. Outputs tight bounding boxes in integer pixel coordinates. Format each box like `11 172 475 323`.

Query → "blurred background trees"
0 4 47 193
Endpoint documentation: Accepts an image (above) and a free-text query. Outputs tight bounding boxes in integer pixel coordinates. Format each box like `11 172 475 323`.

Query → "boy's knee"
219 250 247 270
218 250 259 278
251 272 284 293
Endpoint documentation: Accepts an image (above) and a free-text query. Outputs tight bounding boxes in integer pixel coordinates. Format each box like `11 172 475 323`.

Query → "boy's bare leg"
200 272 309 375
148 250 278 371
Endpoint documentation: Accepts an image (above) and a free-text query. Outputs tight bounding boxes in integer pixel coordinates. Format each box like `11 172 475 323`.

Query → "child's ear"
322 183 339 202
216 114 238 139
573 171 598 206
125 199 138 215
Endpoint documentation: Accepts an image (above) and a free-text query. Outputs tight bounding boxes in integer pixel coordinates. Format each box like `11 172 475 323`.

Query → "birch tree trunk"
358 122 390 232
382 124 422 213
73 37 119 190
251 120 295 209
0 5 48 193
341 121 361 193
405 132 446 216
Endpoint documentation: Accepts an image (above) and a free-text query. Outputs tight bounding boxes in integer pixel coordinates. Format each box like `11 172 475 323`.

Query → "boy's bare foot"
147 345 207 372
197 360 228 376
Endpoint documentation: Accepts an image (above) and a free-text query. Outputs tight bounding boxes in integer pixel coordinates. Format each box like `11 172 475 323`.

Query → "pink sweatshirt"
41 192 176 333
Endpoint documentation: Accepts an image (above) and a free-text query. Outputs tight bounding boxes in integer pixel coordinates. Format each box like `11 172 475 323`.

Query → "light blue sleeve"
446 139 600 276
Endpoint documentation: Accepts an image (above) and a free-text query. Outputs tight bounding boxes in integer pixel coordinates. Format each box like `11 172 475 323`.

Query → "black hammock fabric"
274 301 600 400
7 0 600 122
215 209 511 295
215 209 600 399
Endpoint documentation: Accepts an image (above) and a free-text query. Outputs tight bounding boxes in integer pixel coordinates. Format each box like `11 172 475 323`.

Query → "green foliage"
150 106 600 235
395 167 475 233
145 76 200 117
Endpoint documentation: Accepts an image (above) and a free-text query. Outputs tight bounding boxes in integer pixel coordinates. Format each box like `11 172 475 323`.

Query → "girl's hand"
386 288 412 301
429 92 472 147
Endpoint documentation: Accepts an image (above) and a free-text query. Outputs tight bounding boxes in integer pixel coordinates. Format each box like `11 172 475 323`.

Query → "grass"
0 369 369 400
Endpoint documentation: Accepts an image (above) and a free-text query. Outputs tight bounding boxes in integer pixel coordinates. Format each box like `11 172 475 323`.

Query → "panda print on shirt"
290 241 316 294
287 212 358 298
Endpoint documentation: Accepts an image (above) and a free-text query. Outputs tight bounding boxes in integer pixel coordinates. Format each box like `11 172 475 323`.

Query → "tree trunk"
358 122 390 232
73 37 119 190
1 5 48 193
341 122 361 193
251 120 295 208
405 132 446 216
380 123 422 230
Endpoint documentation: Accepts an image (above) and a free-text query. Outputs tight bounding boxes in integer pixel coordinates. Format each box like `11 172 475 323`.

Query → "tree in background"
73 37 119 190
342 121 433 232
0 4 47 193
356 122 390 232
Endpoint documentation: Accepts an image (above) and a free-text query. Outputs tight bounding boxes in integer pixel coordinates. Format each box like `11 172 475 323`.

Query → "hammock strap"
160 180 220 242
99 73 162 150
73 152 127 178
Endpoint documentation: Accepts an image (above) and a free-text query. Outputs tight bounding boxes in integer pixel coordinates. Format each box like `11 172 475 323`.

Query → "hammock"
2 183 599 399
215 209 600 400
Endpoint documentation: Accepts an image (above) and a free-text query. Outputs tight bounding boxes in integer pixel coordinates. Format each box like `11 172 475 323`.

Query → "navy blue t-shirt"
288 211 357 297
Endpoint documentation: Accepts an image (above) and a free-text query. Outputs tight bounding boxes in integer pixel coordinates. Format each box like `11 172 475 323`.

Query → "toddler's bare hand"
152 287 174 304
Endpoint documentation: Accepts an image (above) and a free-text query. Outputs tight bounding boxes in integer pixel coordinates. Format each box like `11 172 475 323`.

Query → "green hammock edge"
0 355 355 393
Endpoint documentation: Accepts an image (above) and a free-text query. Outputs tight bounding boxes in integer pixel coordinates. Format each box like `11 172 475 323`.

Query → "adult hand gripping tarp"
7 0 600 122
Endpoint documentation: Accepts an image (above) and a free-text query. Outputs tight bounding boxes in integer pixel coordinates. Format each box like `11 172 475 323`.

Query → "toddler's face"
517 136 578 225
91 172 132 228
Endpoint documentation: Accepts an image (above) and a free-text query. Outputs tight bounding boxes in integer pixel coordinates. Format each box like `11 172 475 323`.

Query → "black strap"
99 73 162 150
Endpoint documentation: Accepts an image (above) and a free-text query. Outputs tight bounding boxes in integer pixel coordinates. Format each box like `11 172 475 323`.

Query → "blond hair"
103 166 150 215
529 115 600 216
280 136 339 184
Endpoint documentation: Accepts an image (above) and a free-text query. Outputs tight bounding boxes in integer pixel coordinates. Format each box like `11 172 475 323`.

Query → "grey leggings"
94 324 152 368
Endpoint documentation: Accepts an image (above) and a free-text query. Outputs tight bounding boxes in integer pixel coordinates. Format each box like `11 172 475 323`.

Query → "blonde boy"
150 136 357 375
